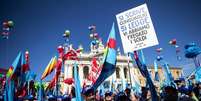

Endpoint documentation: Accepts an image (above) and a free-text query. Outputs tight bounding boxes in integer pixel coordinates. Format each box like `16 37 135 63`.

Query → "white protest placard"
116 4 159 53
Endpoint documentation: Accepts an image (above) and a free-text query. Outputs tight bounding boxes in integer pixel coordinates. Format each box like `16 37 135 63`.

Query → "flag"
130 51 159 101
7 80 15 101
88 72 97 84
38 80 44 101
22 51 30 72
41 56 57 80
132 74 141 95
195 66 201 82
5 52 22 101
63 78 74 85
73 62 83 101
91 57 99 72
19 53 27 86
46 75 56 90
110 75 115 92
87 57 100 84
90 23 117 91
154 60 159 81
6 52 22 81
162 62 176 87
6 66 13 78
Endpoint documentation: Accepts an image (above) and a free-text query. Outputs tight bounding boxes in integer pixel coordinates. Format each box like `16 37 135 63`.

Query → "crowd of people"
1 77 201 101
79 78 201 101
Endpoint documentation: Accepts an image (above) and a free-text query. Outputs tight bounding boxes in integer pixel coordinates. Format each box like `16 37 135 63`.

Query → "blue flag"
162 62 176 87
154 60 160 81
90 23 117 92
73 62 83 101
130 51 159 101
195 66 201 82
38 79 44 101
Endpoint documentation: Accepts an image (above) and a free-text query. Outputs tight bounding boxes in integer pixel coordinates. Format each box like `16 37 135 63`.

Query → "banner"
116 4 158 53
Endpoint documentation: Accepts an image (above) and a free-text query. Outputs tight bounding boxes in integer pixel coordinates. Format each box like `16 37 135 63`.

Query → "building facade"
60 43 183 94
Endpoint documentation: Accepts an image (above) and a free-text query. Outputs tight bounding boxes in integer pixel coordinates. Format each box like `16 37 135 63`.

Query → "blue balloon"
185 43 201 58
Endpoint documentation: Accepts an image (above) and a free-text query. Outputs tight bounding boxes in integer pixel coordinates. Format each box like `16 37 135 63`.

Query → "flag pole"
127 53 132 88
28 80 30 95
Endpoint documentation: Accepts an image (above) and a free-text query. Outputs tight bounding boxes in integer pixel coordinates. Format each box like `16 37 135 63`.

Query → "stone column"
79 64 83 86
120 66 126 90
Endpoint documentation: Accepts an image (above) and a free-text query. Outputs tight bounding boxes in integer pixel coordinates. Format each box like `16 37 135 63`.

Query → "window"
176 71 180 77
83 66 89 79
72 66 79 78
116 67 120 79
124 68 128 78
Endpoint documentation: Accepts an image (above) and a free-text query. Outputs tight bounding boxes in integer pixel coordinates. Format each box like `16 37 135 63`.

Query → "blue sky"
0 0 201 80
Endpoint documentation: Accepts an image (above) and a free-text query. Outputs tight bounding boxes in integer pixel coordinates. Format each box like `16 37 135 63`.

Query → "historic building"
60 42 183 94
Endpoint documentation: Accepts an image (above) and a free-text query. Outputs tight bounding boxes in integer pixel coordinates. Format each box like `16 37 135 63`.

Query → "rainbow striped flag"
41 56 57 80
5 52 22 101
6 52 22 81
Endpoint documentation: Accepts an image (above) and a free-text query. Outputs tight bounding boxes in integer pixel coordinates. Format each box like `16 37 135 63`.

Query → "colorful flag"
41 56 57 80
5 52 22 101
6 66 13 78
6 52 22 81
91 23 117 91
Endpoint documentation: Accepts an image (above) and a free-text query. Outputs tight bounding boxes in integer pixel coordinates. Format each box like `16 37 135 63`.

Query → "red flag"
91 58 99 72
63 78 74 85
46 76 56 89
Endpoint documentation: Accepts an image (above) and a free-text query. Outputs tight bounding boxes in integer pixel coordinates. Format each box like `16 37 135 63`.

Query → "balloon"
91 40 96 45
94 33 98 38
25 51 29 55
63 30 70 37
156 48 163 53
176 48 180 53
1 32 9 36
1 32 9 39
3 20 14 28
96 40 99 44
88 25 96 31
156 56 163 61
90 34 93 38
3 21 9 28
78 47 83 52
185 43 201 58
57 45 64 53
7 20 14 28
169 39 177 45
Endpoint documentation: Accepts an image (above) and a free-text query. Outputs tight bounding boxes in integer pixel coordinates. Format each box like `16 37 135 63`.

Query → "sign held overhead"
116 4 159 53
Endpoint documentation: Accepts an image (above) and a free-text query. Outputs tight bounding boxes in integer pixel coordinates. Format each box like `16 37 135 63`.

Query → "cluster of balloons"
1 20 14 39
155 48 163 61
169 39 181 61
62 30 71 53
88 25 101 49
89 25 98 39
